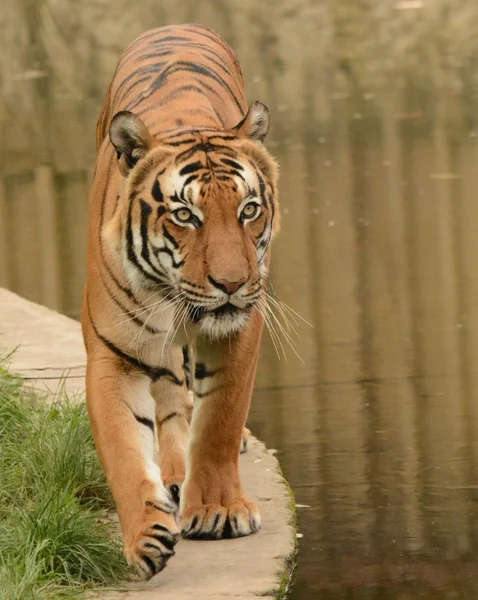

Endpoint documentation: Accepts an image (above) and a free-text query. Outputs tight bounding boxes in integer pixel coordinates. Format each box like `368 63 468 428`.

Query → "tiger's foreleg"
151 346 193 505
179 312 263 539
85 343 179 579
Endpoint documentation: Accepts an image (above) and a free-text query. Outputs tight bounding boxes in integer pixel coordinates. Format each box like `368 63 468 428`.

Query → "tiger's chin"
199 311 251 338
191 303 253 339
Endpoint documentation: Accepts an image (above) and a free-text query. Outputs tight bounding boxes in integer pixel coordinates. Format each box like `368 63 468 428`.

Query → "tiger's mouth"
185 300 255 337
188 302 252 323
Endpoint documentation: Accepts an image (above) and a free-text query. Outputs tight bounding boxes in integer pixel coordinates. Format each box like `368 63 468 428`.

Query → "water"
3 1 478 598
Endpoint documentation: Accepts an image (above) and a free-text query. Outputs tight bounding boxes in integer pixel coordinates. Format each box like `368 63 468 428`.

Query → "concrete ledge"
0 288 296 600
0 288 87 395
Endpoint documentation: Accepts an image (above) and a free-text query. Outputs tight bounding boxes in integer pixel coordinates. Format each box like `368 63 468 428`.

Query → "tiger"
81 23 279 579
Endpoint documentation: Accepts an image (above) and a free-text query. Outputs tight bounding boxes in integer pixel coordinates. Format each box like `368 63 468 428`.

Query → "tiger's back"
96 24 248 150
82 23 280 580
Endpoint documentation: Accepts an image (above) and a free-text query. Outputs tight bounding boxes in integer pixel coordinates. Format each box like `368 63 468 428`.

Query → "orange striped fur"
81 24 279 579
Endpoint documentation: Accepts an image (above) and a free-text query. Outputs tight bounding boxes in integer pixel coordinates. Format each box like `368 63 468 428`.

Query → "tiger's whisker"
257 297 286 360
255 302 281 360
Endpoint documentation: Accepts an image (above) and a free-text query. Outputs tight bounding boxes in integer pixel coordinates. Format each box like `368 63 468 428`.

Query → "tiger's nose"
208 275 248 295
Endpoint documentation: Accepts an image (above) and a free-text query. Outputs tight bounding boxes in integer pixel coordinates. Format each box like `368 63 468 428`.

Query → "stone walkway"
0 288 295 600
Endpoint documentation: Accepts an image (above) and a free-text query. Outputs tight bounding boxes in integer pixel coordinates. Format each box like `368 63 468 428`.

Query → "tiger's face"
106 107 279 338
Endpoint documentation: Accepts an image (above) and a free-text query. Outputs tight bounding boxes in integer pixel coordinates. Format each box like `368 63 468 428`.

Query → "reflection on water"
3 1 478 598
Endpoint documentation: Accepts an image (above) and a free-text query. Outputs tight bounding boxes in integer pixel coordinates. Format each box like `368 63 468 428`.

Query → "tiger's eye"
242 202 259 219
175 208 192 223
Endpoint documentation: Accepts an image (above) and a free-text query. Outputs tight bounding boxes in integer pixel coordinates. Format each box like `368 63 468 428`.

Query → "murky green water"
3 1 478 598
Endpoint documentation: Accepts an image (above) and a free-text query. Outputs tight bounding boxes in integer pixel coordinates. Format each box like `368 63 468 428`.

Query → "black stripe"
87 299 184 384
114 49 172 101
146 38 235 79
156 245 185 269
126 201 166 284
164 124 211 140
174 141 236 166
100 265 137 303
157 34 189 42
174 145 203 165
146 499 176 514
122 74 155 100
194 363 220 379
255 219 269 248
268 191 275 222
195 386 224 399
152 179 164 202
221 158 244 171
116 63 166 104
139 201 173 279
134 414 155 432
183 345 192 388
169 192 188 206
116 63 167 106
158 412 180 426
126 28 171 52
162 224 179 249
182 173 199 187
98 156 141 305
179 161 203 176
257 172 268 209
193 44 235 78
149 531 177 551
257 187 275 264
182 288 212 300
129 60 243 114
223 168 245 181
140 554 156 576
208 134 238 142
102 278 165 334
144 542 164 553
139 199 153 263
181 24 236 61
166 137 198 147
152 524 172 533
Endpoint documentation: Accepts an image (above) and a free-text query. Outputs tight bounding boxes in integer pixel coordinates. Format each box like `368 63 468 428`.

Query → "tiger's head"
104 103 279 338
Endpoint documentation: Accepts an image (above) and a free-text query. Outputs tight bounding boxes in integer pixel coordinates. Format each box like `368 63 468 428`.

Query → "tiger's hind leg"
152 346 193 506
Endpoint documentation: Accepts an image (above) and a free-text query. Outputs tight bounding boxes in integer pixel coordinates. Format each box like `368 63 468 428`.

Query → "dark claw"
170 484 181 504
191 515 199 529
140 553 157 577
222 516 233 539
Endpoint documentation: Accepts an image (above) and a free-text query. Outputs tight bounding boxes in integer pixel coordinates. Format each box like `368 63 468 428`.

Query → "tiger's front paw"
179 469 261 540
123 500 180 580
180 499 261 539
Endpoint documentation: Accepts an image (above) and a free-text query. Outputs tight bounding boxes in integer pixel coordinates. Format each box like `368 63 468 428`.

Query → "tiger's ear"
110 111 153 176
229 101 270 142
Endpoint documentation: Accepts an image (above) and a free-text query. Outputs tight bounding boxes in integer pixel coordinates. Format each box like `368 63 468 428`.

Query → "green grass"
0 356 129 600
